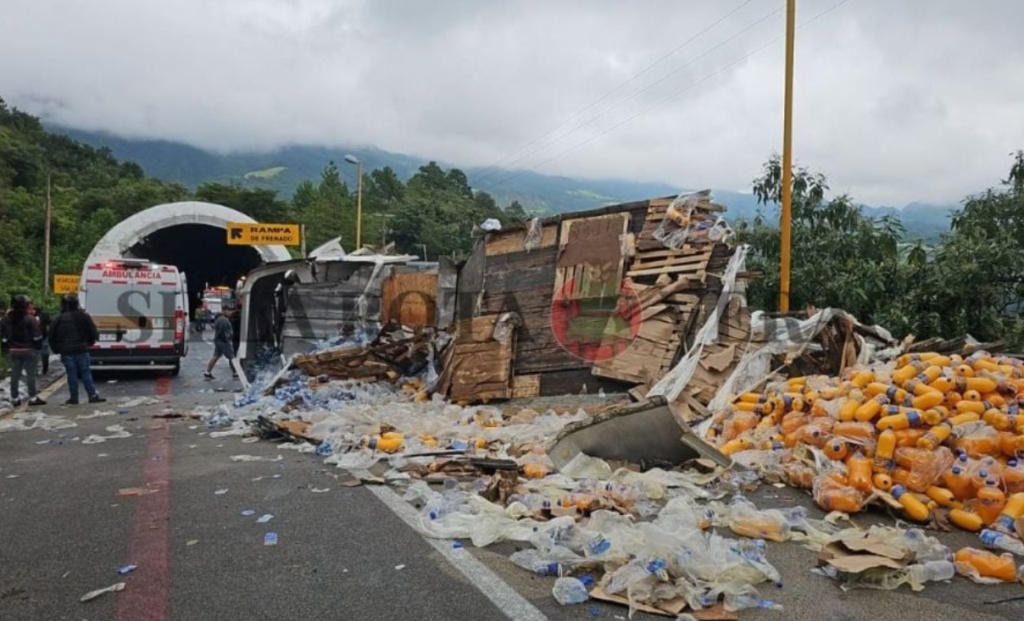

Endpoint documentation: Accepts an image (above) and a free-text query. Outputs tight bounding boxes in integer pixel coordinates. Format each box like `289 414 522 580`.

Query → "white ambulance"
79 258 190 375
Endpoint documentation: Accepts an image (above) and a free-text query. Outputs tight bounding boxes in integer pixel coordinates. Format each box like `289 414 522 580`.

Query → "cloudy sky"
2 0 1022 205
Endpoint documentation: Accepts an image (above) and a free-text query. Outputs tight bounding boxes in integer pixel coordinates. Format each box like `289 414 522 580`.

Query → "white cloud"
1 0 1022 205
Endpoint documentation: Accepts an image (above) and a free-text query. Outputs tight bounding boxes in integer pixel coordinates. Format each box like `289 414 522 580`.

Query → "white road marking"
367 484 550 621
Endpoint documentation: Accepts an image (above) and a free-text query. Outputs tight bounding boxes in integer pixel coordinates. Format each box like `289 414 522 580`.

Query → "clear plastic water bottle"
979 529 1024 556
725 594 782 611
905 560 955 591
551 577 589 605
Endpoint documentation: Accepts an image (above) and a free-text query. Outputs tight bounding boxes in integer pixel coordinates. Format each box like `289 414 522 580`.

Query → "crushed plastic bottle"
979 529 1024 556
552 577 590 605
510 549 562 576
905 560 955 591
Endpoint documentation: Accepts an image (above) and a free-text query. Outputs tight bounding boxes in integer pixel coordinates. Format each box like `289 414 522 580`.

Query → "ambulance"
79 258 190 375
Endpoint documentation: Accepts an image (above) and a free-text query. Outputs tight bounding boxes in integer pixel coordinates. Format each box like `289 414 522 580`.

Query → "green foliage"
739 155 903 325
882 150 1024 346
388 162 507 260
740 152 1024 350
0 97 187 312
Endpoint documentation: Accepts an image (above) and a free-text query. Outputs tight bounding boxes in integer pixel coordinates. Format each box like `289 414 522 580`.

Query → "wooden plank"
512 374 541 399
627 264 708 278
631 254 712 271
485 225 557 256
631 246 711 260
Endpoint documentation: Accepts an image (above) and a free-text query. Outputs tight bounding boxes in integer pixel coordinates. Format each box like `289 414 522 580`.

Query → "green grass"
243 166 286 179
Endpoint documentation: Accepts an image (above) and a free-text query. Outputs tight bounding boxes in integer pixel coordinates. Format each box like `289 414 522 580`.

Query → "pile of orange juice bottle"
709 351 1024 533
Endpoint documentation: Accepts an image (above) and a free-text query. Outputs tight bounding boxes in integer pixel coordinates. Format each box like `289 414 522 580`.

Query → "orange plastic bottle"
975 481 1007 525
929 374 956 393
953 548 1018 582
781 411 810 435
943 465 974 501
999 432 1024 458
815 481 864 513
823 440 848 461
874 429 897 473
965 377 998 394
925 485 957 507
893 362 926 385
877 409 925 431
918 421 953 451
891 467 911 487
838 397 860 422
847 452 874 493
722 411 760 441
849 370 875 389
911 390 945 411
895 428 927 448
892 485 930 522
855 395 888 422
832 421 876 442
720 437 753 456
948 508 985 532
955 400 986 415
1002 460 1024 494
994 492 1024 531
872 473 894 492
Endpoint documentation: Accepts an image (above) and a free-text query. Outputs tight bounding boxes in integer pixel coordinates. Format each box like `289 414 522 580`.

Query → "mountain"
51 126 953 239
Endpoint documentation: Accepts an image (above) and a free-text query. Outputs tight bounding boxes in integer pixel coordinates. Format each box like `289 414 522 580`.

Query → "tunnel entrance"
128 224 264 311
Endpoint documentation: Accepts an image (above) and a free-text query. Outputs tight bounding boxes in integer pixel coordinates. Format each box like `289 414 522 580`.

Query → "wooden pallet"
627 247 713 279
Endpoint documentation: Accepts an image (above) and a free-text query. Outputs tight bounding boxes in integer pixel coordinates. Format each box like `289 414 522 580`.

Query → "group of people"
1 293 106 407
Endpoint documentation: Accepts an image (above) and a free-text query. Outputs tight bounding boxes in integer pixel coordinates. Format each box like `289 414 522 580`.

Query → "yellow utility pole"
344 154 364 249
779 0 796 312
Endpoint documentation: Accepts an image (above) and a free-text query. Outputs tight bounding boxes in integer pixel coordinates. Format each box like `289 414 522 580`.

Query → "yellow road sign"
226 223 301 246
53 274 80 294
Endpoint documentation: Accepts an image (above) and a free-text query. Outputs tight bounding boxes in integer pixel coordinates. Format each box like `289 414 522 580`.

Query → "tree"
195 183 292 222
293 161 354 250
886 151 1024 346
505 200 527 222
738 155 903 324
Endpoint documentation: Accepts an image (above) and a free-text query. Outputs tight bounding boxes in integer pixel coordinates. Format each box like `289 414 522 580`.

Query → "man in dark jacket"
48 294 106 405
28 301 52 374
1 294 46 407
204 307 237 380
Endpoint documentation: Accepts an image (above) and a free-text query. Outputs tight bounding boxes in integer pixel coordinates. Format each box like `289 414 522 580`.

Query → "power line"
488 0 853 190
471 0 761 182
474 1 784 184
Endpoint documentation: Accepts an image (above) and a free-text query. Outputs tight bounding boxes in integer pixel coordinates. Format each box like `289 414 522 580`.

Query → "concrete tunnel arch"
85 201 292 311
86 201 291 265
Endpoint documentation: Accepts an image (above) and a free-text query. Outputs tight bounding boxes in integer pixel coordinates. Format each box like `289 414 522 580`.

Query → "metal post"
779 0 796 313
300 223 307 257
355 162 363 249
44 173 52 293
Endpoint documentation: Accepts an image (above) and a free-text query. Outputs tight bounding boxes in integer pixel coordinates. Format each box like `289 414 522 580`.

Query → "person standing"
28 302 52 375
48 294 106 405
1 295 46 407
204 307 237 380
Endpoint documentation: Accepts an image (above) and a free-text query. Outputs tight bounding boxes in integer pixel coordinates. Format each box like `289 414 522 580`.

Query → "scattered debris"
116 487 159 497
117 564 137 575
229 454 283 463
214 488 229 495
263 532 278 546
394 564 406 571
256 514 273 524
80 582 125 603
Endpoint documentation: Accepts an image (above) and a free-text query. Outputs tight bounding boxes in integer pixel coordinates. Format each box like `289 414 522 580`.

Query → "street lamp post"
344 154 363 250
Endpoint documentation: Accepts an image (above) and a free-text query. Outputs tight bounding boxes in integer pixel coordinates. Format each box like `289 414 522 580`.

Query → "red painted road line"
117 376 174 620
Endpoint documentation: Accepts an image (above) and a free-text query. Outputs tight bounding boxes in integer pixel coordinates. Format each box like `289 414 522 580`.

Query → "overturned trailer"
236 248 455 367
455 193 755 410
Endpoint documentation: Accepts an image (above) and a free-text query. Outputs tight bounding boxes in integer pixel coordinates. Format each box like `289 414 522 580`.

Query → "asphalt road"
2 337 1023 621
